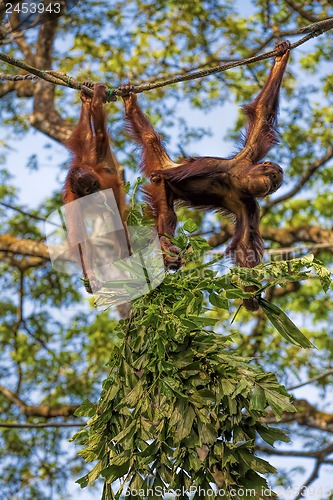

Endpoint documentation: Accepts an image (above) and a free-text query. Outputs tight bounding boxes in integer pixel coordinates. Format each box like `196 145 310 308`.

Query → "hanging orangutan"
64 83 128 293
121 41 290 310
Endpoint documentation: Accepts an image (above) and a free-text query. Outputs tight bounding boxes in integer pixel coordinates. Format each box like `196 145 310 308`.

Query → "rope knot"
106 88 117 102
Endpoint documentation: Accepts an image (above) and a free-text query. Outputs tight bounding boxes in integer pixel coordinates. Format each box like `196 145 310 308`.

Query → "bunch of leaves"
73 307 293 498
71 195 332 497
71 258 329 497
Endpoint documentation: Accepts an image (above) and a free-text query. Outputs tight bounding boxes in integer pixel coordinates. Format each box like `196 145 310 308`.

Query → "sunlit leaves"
70 248 332 497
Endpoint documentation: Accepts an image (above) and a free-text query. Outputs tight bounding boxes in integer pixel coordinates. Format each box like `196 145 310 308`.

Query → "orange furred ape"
64 83 128 293
122 41 290 310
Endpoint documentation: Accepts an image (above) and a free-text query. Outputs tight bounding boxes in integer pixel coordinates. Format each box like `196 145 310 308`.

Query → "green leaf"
74 399 96 418
197 421 218 445
113 420 137 444
220 379 236 396
183 219 198 233
190 236 211 251
264 388 296 420
261 299 315 348
226 289 245 299
249 385 266 411
187 314 218 326
256 425 290 446
209 292 228 309
173 404 195 442
122 380 143 407
238 448 277 475
139 440 159 458
313 259 332 292
75 461 104 488
101 457 131 483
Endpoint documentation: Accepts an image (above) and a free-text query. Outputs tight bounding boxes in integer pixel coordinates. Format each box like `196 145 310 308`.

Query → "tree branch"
29 19 73 142
284 0 319 23
257 445 331 459
0 422 85 428
294 460 322 500
207 224 333 250
0 234 49 259
265 148 333 210
257 439 333 498
288 368 333 391
262 225 333 247
0 80 16 97
0 201 50 224
262 399 333 433
0 384 79 418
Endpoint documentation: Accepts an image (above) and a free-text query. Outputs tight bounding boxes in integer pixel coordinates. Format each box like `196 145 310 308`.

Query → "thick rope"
0 17 332 101
0 73 37 81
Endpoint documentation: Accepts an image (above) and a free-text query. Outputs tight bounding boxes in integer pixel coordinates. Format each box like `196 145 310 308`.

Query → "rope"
0 17 332 101
0 73 38 81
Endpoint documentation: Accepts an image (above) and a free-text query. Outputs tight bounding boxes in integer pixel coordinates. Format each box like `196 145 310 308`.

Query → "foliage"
72 230 331 498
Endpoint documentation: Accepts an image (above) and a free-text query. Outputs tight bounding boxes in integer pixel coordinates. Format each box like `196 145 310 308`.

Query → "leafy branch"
71 230 331 498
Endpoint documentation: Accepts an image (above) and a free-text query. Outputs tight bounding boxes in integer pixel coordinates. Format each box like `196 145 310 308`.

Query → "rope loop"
309 22 325 35
106 88 117 102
